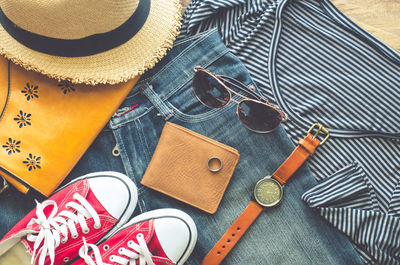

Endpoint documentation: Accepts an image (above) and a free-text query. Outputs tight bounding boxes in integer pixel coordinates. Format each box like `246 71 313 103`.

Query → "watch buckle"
308 123 329 145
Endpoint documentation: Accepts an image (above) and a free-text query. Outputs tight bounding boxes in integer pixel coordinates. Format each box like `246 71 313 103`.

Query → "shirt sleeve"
302 162 400 265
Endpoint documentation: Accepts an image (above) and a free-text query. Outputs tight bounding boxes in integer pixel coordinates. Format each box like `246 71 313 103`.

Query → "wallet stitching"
142 181 222 214
142 122 240 214
167 122 239 155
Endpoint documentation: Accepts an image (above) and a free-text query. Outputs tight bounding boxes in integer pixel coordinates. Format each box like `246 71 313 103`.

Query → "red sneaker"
0 171 138 265
73 209 197 265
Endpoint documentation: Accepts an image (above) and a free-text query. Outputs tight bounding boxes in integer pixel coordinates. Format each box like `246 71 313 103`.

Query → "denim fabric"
0 29 364 265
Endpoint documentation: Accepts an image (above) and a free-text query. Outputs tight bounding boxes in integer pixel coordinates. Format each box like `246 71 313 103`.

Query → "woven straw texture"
0 0 182 85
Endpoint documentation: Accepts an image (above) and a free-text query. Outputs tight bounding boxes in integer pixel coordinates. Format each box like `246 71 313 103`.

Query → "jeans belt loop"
141 84 174 120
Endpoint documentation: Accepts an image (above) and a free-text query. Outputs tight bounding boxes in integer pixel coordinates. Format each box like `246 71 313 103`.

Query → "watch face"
254 177 283 207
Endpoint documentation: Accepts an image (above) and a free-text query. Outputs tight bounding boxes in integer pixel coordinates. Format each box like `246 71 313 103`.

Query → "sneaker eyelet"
90 253 95 258
109 255 115 261
63 257 69 262
103 244 110 251
83 228 90 234
118 248 124 254
93 223 101 229
71 234 78 239
61 238 67 244
127 240 134 247
136 233 144 239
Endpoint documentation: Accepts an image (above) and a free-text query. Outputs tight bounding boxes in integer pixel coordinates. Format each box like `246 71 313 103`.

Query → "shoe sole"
115 208 197 265
56 171 138 242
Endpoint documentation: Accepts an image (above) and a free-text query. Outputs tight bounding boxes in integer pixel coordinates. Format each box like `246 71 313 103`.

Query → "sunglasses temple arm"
219 75 288 121
218 75 264 101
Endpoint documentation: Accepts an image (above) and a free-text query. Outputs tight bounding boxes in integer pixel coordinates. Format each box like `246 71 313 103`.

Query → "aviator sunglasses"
192 66 288 133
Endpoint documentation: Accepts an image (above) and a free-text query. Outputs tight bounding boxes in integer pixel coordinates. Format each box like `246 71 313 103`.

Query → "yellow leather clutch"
0 56 139 196
141 122 240 214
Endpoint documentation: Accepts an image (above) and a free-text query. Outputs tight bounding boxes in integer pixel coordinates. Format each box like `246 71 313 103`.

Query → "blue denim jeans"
0 29 364 265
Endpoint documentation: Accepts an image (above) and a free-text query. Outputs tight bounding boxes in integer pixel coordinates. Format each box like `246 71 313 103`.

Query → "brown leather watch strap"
272 133 320 184
202 131 324 265
201 201 263 265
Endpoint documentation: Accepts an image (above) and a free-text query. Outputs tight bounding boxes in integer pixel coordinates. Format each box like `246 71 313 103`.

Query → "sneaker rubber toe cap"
154 216 193 264
88 174 133 219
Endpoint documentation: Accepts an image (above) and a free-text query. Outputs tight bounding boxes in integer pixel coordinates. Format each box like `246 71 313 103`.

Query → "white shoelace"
26 193 101 265
79 233 155 265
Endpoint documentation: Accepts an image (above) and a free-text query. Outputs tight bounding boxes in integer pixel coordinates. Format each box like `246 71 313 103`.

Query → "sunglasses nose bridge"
193 65 203 72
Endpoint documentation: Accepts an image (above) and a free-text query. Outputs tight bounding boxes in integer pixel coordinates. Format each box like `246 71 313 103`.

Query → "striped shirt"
178 0 400 264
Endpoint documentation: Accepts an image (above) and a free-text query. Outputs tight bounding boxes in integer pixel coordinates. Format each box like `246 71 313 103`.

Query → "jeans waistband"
136 29 227 99
109 29 229 128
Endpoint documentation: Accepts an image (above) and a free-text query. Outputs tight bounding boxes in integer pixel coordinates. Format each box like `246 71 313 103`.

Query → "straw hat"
0 0 182 85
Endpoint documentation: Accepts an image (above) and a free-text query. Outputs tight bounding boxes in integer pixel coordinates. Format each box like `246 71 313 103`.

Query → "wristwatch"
201 123 329 265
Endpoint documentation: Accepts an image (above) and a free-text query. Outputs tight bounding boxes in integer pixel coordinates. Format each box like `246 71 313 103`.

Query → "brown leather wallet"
141 122 240 214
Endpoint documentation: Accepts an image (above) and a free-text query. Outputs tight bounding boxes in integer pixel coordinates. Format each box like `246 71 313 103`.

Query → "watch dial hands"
254 178 283 207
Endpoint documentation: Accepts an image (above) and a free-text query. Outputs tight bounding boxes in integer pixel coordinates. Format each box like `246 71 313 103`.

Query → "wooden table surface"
180 0 400 51
331 0 400 51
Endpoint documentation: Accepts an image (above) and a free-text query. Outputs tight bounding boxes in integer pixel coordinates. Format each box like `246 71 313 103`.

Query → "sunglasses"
192 66 288 133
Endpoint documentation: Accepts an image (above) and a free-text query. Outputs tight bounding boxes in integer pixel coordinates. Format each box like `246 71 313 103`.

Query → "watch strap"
202 132 322 265
272 133 320 185
201 201 263 265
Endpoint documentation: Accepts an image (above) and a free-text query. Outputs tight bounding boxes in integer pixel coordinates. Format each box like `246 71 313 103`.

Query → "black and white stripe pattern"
178 0 400 264
302 163 400 265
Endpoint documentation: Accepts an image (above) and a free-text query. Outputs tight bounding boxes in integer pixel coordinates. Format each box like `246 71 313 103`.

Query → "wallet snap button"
208 156 222 173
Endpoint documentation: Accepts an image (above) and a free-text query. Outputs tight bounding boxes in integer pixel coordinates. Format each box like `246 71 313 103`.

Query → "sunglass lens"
193 70 230 108
238 100 282 132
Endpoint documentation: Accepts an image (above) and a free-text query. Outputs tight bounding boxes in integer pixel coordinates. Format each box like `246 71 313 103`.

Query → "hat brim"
0 0 182 85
